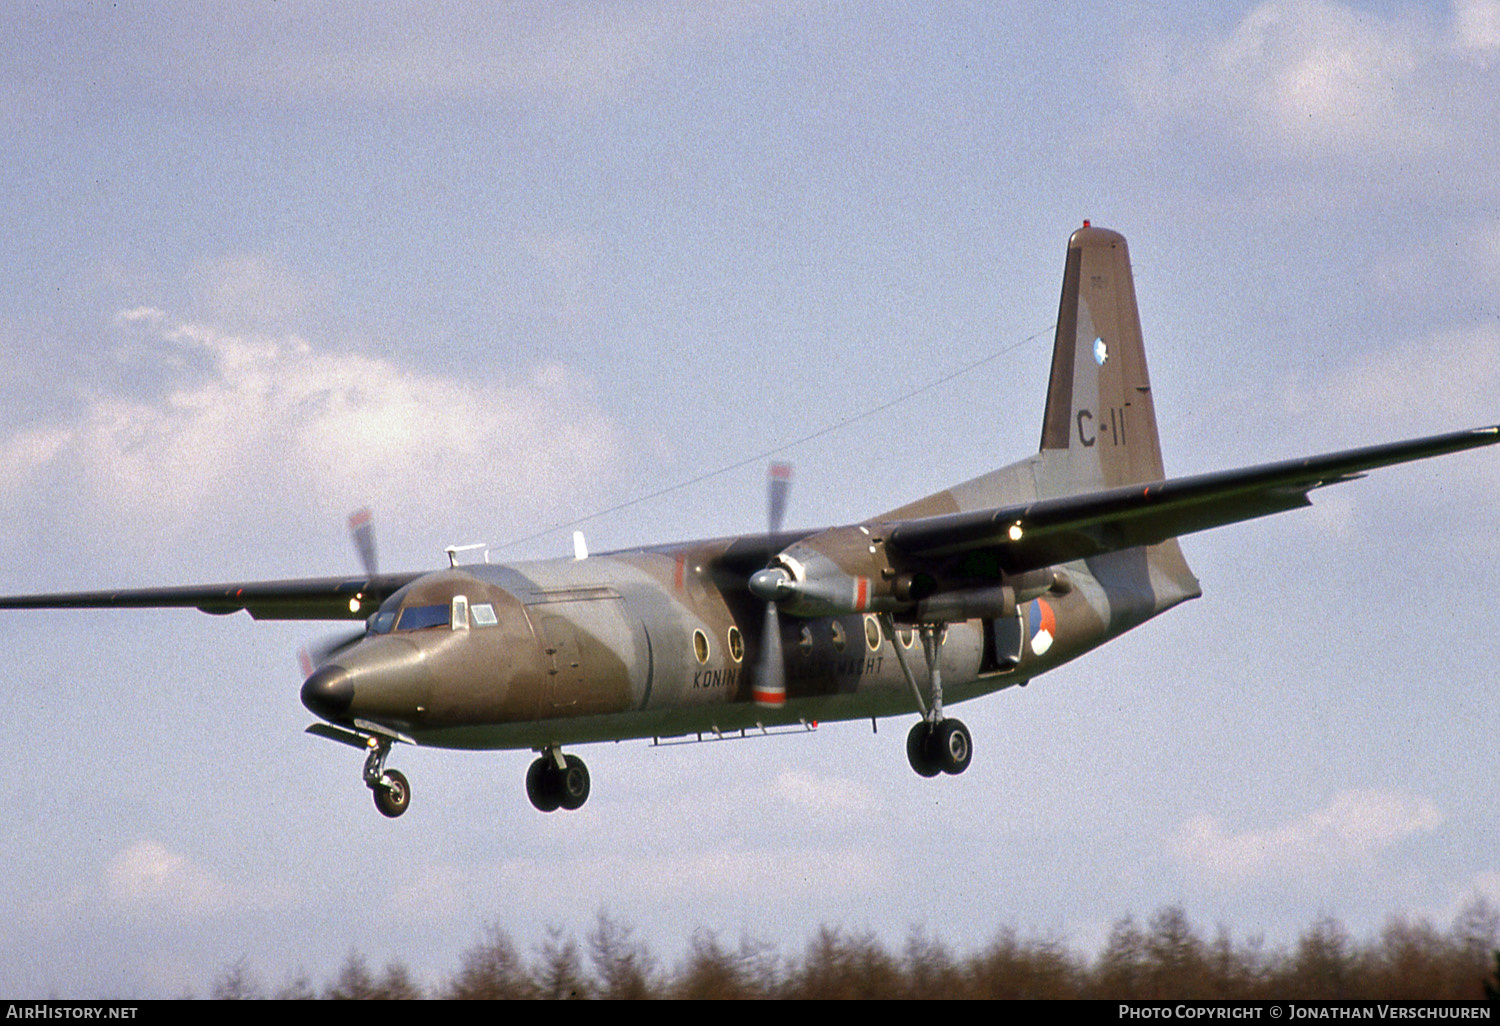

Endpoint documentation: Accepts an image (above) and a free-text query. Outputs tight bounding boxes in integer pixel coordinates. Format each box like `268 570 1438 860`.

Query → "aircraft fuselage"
304 532 1198 753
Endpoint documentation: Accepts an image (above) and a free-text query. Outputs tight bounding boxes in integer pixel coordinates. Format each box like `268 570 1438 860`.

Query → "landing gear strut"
526 748 590 812
363 735 411 818
881 616 974 779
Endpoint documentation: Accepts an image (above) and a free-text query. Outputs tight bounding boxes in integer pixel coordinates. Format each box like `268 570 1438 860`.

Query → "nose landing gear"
526 748 591 812
362 733 411 818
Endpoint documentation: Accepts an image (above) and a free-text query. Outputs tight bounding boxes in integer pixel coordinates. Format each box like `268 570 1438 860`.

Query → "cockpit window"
396 603 451 631
471 603 498 626
370 610 397 635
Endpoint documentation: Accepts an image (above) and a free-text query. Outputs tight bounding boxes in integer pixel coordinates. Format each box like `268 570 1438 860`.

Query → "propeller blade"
299 627 366 677
767 463 792 534
298 624 366 672
752 600 785 707
752 463 794 707
299 511 377 679
348 507 378 577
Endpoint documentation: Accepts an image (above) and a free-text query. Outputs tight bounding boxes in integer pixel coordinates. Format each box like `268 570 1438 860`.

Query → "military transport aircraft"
2 224 1495 818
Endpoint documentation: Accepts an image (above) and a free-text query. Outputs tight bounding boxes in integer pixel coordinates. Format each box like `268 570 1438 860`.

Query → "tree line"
211 901 1500 999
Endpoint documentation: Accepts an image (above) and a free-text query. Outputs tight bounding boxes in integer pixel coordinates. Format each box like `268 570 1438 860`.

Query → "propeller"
750 464 793 707
348 507 378 577
298 508 379 677
298 628 365 677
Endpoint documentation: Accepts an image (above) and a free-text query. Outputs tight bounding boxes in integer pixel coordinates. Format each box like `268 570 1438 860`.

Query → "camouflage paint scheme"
3 226 1495 813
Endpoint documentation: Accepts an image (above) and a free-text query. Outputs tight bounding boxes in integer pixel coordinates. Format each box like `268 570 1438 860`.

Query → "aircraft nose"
301 664 354 719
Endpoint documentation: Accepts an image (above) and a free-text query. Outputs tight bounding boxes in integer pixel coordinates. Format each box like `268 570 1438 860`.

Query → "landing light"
1008 523 1024 541
349 597 362 613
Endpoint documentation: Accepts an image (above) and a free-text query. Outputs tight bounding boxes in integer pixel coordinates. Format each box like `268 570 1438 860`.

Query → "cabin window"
396 603 450 631
830 621 847 652
727 626 744 662
451 594 469 630
798 625 813 656
863 615 881 652
471 602 498 627
693 629 710 664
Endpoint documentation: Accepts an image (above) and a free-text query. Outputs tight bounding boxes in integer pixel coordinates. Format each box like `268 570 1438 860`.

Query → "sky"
1 0 1498 998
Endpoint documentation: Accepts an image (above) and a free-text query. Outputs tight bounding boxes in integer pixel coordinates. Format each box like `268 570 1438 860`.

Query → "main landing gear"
526 747 591 812
880 616 974 779
906 717 972 777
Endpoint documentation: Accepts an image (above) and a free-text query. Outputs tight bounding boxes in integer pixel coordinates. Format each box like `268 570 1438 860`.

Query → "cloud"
186 254 313 331
1454 0 1500 61
7 2 792 111
115 307 168 326
1121 0 1500 193
1167 789 1444 881
0 307 623 559
388 844 890 923
104 840 230 918
96 839 300 927
1283 322 1500 432
773 769 882 815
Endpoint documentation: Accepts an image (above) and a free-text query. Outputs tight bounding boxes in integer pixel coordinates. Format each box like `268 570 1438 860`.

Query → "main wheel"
557 755 590 811
906 722 941 778
373 769 411 818
526 757 562 813
934 718 972 776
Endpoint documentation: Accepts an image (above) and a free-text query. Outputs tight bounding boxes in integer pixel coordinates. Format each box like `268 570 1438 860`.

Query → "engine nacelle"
907 569 1069 624
912 585 1015 623
749 523 1072 622
749 525 896 618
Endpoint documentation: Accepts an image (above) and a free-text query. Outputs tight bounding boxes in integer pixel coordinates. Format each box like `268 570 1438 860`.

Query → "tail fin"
1039 225 1166 489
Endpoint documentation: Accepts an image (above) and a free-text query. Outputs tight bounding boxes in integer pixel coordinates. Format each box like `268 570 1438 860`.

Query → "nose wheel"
526 749 590 812
372 768 411 818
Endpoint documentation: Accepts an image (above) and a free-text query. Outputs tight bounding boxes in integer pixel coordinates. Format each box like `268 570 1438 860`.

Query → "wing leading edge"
884 425 1500 574
0 573 420 620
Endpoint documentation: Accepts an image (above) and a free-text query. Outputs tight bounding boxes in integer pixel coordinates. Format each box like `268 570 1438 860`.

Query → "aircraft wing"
883 425 1500 574
0 573 421 621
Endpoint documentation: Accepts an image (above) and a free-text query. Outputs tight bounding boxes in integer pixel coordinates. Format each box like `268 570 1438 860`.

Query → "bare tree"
673 929 779 999
588 911 660 999
445 924 535 1000
210 957 263 1000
